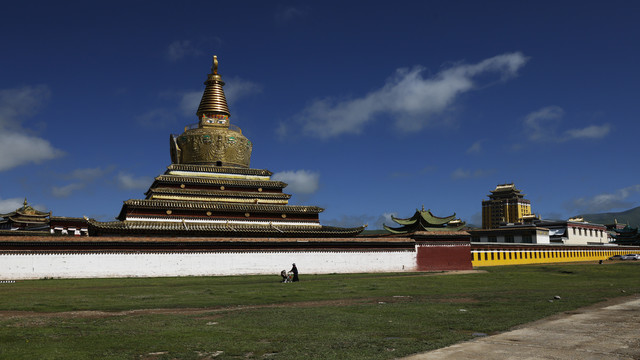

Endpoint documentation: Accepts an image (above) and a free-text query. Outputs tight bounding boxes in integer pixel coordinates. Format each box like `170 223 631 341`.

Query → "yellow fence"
472 248 638 266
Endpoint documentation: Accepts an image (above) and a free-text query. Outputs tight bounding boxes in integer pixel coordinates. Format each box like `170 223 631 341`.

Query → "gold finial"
212 55 218 75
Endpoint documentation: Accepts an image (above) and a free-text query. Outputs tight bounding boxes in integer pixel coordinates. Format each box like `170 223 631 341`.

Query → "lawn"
1 262 639 359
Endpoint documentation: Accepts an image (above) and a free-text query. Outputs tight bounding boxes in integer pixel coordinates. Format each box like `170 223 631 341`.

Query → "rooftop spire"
196 55 231 122
212 55 218 74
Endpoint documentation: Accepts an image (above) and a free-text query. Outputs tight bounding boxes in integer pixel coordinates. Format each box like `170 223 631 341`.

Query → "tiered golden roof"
170 56 252 168
196 55 231 118
88 56 366 238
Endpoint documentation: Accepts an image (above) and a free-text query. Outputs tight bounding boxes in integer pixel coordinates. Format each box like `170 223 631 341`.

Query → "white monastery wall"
0 250 417 280
565 225 607 245
473 232 549 244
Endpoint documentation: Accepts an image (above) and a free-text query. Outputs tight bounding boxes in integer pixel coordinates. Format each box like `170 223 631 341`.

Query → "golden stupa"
170 56 253 168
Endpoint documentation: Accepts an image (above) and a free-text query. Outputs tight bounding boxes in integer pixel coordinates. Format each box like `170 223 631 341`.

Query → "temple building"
88 56 364 237
482 183 535 229
0 199 50 233
611 224 640 246
0 55 482 279
384 207 465 234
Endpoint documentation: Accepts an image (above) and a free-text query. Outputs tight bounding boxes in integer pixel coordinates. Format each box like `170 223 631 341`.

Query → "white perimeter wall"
0 250 417 280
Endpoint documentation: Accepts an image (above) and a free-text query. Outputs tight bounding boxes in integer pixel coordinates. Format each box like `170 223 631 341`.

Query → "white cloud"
50 166 114 198
523 106 564 141
523 106 611 142
297 52 529 138
0 85 64 171
272 170 319 195
66 166 113 181
51 183 85 198
0 85 50 127
179 91 202 117
565 124 611 139
117 172 152 190
0 197 47 213
450 168 494 180
566 184 640 213
166 40 202 62
466 140 484 154
0 132 64 171
0 197 25 213
470 212 483 227
224 77 263 105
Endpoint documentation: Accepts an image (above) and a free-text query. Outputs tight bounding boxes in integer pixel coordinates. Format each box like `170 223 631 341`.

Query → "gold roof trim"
147 187 291 199
155 175 287 188
167 164 272 176
123 199 324 213
149 195 288 205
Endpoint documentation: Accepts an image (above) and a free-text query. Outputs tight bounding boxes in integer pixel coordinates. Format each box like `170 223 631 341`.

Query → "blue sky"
1 1 639 228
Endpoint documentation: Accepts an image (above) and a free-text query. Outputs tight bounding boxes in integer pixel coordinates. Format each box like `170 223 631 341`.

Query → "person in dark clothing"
290 263 299 282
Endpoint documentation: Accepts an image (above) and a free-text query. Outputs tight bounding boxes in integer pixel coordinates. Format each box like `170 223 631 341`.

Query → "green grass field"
1 262 639 359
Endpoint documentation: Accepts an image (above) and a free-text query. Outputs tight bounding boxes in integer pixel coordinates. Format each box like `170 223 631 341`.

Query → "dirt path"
0 297 420 319
0 270 486 320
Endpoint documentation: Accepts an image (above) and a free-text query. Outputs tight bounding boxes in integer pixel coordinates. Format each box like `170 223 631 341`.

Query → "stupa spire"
170 56 252 167
196 55 231 123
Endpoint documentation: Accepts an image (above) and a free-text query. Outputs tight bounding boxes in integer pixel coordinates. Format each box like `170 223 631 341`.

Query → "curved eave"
383 223 465 234
389 215 417 226
7 216 50 224
420 210 456 225
383 224 409 234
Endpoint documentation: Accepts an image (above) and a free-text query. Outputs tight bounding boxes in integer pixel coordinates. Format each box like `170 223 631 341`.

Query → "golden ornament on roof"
170 55 253 168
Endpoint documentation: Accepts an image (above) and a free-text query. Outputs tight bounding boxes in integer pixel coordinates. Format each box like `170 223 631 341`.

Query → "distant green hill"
579 206 640 227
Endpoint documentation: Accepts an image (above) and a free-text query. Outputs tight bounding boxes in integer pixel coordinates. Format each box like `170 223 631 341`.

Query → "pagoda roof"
392 209 457 226
384 224 466 234
166 164 272 176
88 219 365 238
490 183 521 192
119 199 323 214
384 207 465 234
0 199 50 219
152 175 287 189
488 183 526 198
146 187 291 200
4 215 50 225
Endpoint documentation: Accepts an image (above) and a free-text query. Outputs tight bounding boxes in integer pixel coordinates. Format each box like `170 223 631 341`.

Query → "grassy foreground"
1 263 639 359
